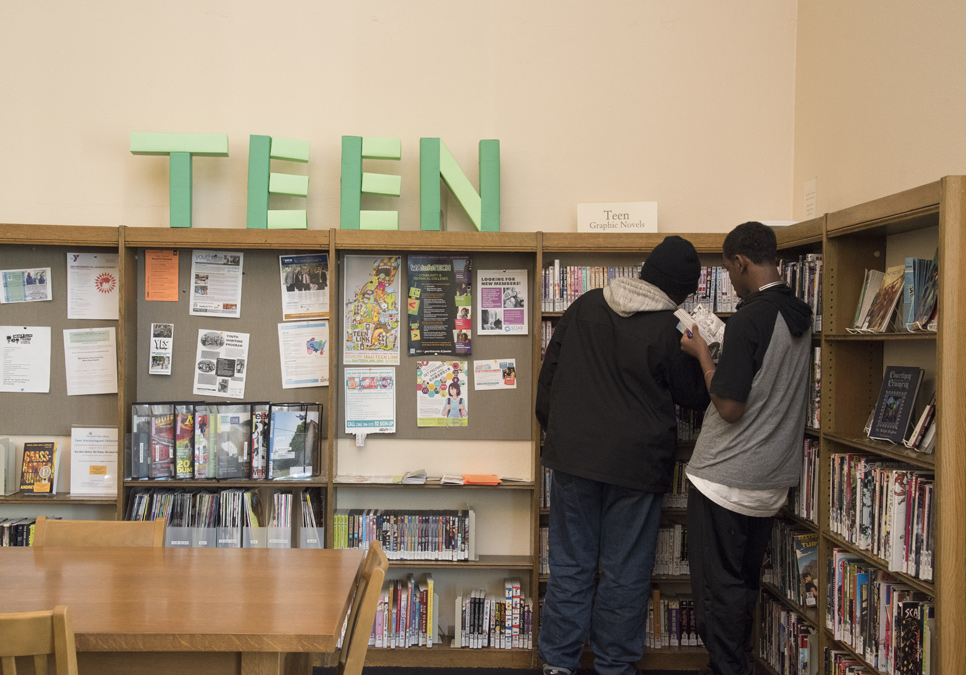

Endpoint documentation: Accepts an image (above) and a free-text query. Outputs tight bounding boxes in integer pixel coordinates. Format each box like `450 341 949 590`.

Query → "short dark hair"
723 221 777 265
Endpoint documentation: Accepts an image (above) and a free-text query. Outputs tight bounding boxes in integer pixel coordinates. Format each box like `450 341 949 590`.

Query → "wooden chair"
338 540 389 675
0 605 78 675
33 516 165 548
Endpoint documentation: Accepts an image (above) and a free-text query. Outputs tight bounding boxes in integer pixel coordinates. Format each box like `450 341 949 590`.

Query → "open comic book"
674 305 725 362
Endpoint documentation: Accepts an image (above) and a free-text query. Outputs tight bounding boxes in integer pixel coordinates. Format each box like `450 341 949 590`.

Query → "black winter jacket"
536 281 709 492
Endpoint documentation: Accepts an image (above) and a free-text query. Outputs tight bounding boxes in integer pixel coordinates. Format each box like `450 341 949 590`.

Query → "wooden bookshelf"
2 179 964 672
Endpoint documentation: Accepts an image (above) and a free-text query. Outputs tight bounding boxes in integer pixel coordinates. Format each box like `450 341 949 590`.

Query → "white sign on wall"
577 202 658 233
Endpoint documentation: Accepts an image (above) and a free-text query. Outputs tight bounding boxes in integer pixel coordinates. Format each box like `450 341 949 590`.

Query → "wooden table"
0 546 365 675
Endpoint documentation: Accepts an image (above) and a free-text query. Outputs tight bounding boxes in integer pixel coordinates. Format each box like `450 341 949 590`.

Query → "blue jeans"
538 470 663 675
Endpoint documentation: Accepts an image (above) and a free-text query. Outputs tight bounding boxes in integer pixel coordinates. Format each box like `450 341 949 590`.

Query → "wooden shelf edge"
822 432 936 470
365 644 535 667
385 555 533 569
0 495 118 505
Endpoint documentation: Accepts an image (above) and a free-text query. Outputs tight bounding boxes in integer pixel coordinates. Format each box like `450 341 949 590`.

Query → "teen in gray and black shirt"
680 221 812 675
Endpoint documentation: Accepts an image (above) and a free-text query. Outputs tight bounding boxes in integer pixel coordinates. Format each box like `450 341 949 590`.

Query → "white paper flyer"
278 320 329 388
279 253 329 320
67 252 119 320
473 359 518 390
189 250 244 318
0 326 51 393
149 323 174 375
344 367 396 435
63 327 118 396
192 329 250 399
69 427 118 496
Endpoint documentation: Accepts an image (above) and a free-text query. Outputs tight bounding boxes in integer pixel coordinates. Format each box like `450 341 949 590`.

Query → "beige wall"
0 1 797 234
793 0 966 217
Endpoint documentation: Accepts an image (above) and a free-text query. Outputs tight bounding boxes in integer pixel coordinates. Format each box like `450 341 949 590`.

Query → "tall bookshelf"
766 178 966 674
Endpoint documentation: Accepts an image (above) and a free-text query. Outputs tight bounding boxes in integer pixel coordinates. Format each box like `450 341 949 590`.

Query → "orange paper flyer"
145 249 179 302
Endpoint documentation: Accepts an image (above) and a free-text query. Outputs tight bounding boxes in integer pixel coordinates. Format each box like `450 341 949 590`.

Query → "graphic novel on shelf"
19 441 57 495
867 366 924 444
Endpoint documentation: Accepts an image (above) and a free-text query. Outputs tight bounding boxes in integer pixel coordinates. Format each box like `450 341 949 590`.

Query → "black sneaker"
543 667 573 675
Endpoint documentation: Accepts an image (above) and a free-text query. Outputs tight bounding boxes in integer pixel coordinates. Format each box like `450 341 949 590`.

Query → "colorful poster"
478 269 528 335
344 367 396 435
407 255 472 356
343 255 401 365
279 253 329 320
416 360 468 427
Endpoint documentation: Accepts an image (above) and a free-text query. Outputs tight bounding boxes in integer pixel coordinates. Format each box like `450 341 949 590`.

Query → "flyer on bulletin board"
343 255 401 365
407 255 472 356
416 360 468 427
478 269 528 335
144 249 180 302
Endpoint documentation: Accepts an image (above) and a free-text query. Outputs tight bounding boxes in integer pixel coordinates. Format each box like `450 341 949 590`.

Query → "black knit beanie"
640 235 701 299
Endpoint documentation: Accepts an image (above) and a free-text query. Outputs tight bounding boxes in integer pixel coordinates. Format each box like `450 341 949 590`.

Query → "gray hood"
603 277 678 317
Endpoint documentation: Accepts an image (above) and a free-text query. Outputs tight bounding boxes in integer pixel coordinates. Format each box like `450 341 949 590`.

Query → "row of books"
0 517 39 546
538 526 548 574
779 252 823 332
826 549 934 674
539 466 552 508
681 266 739 314
653 524 689 576
541 262 641 312
645 590 704 649
758 593 817 675
332 508 477 561
539 320 556 363
454 579 531 649
787 437 820 524
675 406 704 442
825 649 875 675
125 487 325 548
369 574 439 649
808 346 821 430
850 254 939 334
763 521 818 610
829 454 934 581
664 460 691 509
131 401 321 481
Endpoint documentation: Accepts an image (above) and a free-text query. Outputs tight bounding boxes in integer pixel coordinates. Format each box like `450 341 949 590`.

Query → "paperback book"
674 305 725 362
19 441 57 495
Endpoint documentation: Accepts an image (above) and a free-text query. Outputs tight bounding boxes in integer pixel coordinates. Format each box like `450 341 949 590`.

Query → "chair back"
0 605 78 675
338 540 389 675
33 516 166 548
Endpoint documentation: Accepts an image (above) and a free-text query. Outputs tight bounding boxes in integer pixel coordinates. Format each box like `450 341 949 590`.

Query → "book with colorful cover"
19 441 57 495
795 532 819 607
250 402 270 480
149 403 175 479
174 403 194 479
